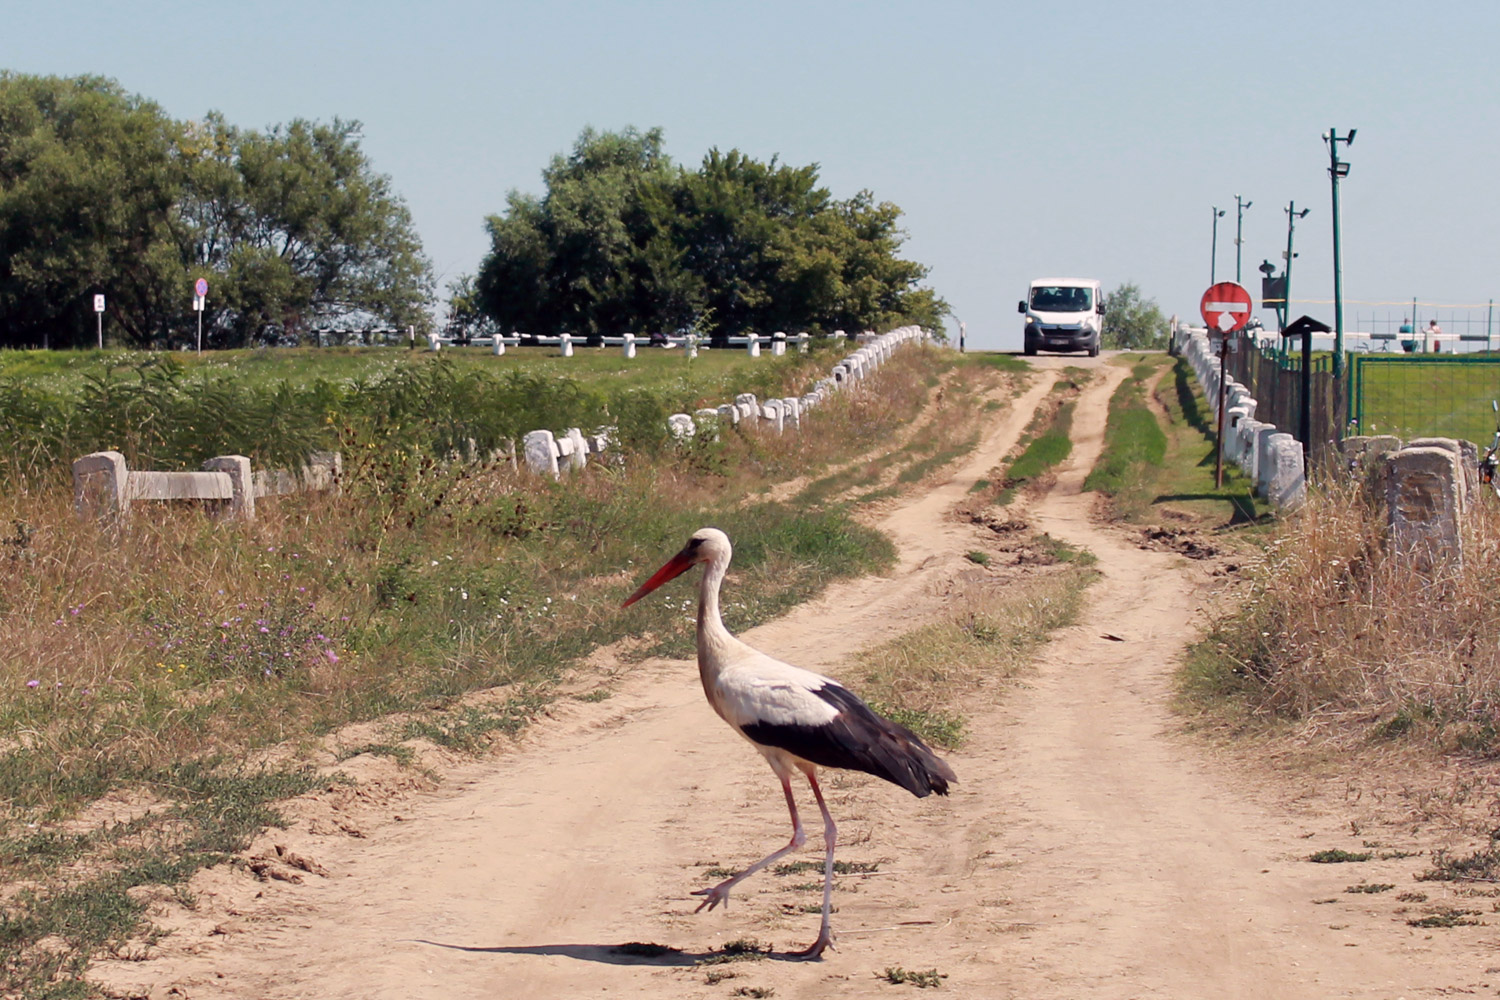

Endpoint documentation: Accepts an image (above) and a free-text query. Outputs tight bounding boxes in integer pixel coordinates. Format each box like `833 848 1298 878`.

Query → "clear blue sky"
6 0 1498 350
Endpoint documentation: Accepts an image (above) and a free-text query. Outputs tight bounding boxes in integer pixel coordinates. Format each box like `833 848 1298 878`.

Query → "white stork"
622 527 955 958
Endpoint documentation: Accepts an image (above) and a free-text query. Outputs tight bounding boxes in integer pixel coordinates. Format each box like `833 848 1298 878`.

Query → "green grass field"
1348 354 1500 443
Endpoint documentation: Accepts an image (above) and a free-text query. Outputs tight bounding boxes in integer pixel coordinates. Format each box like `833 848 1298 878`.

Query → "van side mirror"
1097 303 1105 315
1017 301 1027 314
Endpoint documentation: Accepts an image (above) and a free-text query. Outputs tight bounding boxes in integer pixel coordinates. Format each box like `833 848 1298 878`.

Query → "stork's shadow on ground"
413 940 805 966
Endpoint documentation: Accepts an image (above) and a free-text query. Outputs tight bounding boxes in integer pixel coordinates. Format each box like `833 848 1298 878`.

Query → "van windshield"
1030 286 1093 312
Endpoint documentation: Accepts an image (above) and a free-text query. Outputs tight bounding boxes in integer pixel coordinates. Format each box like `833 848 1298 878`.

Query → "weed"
1345 883 1395 893
336 743 417 766
610 942 681 957
573 689 612 702
1309 849 1372 864
881 966 947 987
705 969 739 985
1398 891 1429 902
964 550 990 566
697 938 770 965
1419 839 1500 882
731 988 775 998
1407 908 1482 928
773 860 880 876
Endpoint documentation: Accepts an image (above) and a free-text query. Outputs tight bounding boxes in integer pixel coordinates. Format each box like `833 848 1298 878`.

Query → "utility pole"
1324 127 1355 379
1211 206 1226 284
1235 194 1252 284
1283 201 1309 336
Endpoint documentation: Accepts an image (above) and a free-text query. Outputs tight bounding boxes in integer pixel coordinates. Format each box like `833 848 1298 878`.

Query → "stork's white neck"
695 552 737 692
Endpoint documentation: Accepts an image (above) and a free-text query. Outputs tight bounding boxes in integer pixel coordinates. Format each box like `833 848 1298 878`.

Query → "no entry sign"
1200 282 1253 333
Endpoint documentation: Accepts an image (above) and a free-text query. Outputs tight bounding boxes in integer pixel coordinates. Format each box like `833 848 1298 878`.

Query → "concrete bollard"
686 336 698 359
522 430 560 478
1258 431 1291 499
796 333 810 353
492 336 506 356
560 333 574 357
1408 437 1477 508
427 333 442 352
623 333 637 359
782 397 800 431
717 403 739 426
1387 445 1464 574
694 408 720 442
763 399 784 434
1267 436 1306 509
667 414 696 441
771 333 786 356
565 428 588 471
202 455 254 520
747 334 761 358
73 451 129 521
735 393 758 423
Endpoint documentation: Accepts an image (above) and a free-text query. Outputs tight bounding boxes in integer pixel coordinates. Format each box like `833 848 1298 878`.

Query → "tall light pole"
1211 206 1226 284
1235 194 1252 283
1283 201 1310 335
1324 127 1355 379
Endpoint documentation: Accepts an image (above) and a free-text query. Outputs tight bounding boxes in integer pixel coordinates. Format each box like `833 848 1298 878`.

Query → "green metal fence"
1348 354 1500 443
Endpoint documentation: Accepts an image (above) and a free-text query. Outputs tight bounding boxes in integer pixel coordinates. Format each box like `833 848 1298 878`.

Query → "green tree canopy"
0 73 433 349
1102 282 1168 350
476 127 945 341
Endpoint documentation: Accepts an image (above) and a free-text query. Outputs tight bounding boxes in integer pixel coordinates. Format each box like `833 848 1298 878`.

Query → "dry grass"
854 561 1096 747
1187 479 1500 752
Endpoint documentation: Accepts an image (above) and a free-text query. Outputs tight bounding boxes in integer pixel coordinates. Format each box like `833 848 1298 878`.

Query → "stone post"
1387 445 1464 574
560 333 574 357
73 451 129 521
623 334 636 359
522 430 560 478
565 428 588 471
202 455 254 520
492 335 506 356
747 334 761 358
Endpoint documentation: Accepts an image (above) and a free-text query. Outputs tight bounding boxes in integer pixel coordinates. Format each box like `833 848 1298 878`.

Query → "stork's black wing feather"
740 682 956 797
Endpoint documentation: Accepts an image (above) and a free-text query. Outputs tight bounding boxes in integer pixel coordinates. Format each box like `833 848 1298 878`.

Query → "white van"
1018 278 1103 357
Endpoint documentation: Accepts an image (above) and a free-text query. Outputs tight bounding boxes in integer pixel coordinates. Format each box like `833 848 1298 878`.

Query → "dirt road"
98 356 1497 999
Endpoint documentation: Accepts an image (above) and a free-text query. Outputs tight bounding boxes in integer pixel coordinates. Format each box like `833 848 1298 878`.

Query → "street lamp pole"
1283 201 1309 336
1324 127 1355 379
1211 206 1226 284
1235 194 1252 284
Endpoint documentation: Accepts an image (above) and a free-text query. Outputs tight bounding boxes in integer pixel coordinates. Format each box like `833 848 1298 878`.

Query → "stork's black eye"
687 537 704 549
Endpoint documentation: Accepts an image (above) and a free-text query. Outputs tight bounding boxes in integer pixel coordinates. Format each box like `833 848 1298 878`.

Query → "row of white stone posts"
1173 324 1307 509
428 330 821 358
519 326 932 478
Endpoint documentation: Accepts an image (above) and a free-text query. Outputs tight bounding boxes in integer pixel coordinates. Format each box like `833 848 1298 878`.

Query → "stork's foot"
691 881 734 913
790 928 834 960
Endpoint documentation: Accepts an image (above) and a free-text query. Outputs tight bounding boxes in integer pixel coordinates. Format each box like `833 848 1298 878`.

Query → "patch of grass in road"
881 966 948 987
855 561 1097 748
995 402 1074 505
1418 838 1500 882
1345 883 1395 893
1308 849 1372 863
1407 908 1483 928
772 859 880 876
697 938 771 965
1084 359 1169 516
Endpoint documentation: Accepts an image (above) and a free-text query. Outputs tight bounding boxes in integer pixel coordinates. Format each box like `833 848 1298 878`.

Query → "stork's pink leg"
792 773 837 959
693 774 804 912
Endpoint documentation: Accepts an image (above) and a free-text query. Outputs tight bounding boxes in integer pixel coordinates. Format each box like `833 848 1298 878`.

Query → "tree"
0 74 183 348
0 73 433 349
476 127 946 341
1102 282 1168 350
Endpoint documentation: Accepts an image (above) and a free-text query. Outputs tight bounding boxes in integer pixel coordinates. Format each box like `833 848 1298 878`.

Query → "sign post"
1200 282 1254 488
194 278 209 353
93 294 105 350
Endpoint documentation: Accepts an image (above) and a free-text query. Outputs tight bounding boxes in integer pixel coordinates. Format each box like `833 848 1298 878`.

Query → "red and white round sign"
1200 282 1253 333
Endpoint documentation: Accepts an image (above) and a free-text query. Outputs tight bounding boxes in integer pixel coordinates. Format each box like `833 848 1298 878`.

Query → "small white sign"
93 294 105 313
193 296 205 312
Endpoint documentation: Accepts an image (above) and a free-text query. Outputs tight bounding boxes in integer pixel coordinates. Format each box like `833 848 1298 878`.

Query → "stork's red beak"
622 547 697 607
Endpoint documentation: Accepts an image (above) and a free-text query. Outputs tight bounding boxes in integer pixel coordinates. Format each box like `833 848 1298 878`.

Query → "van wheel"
1088 343 1100 358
